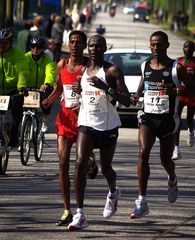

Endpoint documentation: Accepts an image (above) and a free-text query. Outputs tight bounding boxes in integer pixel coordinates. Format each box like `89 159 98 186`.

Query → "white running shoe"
172 147 182 160
187 131 194 147
68 210 89 231
103 187 120 219
41 121 48 133
130 199 149 219
168 177 178 203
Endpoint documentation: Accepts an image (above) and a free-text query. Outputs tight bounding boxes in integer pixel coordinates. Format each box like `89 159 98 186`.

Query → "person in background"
62 9 73 46
77 10 86 31
25 34 56 132
45 13 56 39
16 19 33 53
42 30 98 226
0 28 28 148
44 38 56 61
71 3 80 30
172 40 195 160
96 24 106 35
29 15 44 39
68 34 131 230
51 16 64 63
130 31 195 219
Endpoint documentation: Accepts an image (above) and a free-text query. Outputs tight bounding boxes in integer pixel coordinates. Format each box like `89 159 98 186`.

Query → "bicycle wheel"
34 113 44 161
20 115 32 165
0 139 9 175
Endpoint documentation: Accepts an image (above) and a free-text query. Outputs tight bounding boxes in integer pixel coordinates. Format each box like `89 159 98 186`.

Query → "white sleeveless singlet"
78 67 121 130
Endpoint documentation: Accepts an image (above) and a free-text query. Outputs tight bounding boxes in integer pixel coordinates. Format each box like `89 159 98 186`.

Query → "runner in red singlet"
172 40 195 160
42 30 97 226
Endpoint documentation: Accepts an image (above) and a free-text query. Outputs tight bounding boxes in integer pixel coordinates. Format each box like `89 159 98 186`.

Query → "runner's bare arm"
105 64 131 107
42 60 64 107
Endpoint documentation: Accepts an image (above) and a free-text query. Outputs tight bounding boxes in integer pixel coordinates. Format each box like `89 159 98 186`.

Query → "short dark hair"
88 34 107 46
183 40 194 48
150 31 168 42
69 30 87 44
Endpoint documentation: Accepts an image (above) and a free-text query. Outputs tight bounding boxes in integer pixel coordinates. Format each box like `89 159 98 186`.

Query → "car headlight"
134 14 139 19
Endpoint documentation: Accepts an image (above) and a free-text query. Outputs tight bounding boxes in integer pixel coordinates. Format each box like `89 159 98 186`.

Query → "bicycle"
0 95 12 175
19 90 45 166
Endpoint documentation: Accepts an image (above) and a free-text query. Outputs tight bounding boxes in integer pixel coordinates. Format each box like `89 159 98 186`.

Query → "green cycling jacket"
25 51 56 88
0 46 28 95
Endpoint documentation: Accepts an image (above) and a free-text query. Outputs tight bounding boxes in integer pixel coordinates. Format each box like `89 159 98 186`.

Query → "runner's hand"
158 80 175 95
72 81 82 94
88 76 108 92
130 95 139 105
18 87 28 96
72 103 80 114
42 98 52 109
40 84 48 92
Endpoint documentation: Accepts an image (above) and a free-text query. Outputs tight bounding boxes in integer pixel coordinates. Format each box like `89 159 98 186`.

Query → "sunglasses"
31 44 43 49
0 40 10 45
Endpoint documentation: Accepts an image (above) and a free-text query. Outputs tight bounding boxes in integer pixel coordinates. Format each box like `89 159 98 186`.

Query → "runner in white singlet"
68 34 131 230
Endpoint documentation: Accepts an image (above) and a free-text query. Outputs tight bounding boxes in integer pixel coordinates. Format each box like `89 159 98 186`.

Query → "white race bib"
23 91 40 108
0 96 10 111
144 90 169 114
63 84 80 108
82 89 108 114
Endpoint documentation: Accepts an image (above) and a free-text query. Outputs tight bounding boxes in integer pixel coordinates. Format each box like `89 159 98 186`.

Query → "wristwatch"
176 88 180 96
107 87 115 95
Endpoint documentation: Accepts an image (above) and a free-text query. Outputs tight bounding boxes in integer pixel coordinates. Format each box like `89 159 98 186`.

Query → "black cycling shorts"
78 125 119 149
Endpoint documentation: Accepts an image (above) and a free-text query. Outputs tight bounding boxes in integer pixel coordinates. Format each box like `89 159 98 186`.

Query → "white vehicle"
123 4 135 14
104 48 152 119
123 1 140 14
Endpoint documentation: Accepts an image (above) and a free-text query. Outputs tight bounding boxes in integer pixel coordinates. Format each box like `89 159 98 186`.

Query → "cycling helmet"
30 35 47 49
0 28 13 40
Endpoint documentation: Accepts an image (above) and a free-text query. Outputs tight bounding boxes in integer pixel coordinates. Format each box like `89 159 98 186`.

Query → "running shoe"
187 131 194 147
41 121 48 133
130 199 149 219
168 177 178 203
171 147 182 160
103 187 120 219
68 210 89 231
56 210 73 226
87 151 98 179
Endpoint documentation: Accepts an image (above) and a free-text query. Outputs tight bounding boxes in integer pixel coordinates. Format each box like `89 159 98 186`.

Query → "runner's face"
69 34 86 56
88 37 106 61
183 41 194 57
150 36 168 59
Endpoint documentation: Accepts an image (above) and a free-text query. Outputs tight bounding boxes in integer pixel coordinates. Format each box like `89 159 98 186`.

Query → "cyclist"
25 34 56 132
0 28 28 148
42 30 98 226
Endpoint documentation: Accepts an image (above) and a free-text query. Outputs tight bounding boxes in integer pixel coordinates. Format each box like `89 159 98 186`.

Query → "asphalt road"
1 128 195 240
0 7 195 240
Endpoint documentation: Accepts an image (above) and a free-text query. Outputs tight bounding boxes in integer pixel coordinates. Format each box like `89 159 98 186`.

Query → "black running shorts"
78 125 119 149
138 111 179 139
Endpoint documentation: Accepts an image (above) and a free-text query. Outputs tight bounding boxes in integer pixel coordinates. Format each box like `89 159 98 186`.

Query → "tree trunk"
6 0 14 27
0 0 6 27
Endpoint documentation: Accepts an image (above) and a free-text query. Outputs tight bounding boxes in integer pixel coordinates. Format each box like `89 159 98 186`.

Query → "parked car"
104 48 152 119
133 7 150 22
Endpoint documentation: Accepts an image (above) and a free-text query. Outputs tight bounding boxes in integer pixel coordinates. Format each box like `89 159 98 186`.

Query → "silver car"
104 48 152 119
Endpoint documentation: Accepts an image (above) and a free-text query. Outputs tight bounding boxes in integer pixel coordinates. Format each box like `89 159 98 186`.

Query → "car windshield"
135 7 149 15
104 52 151 76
